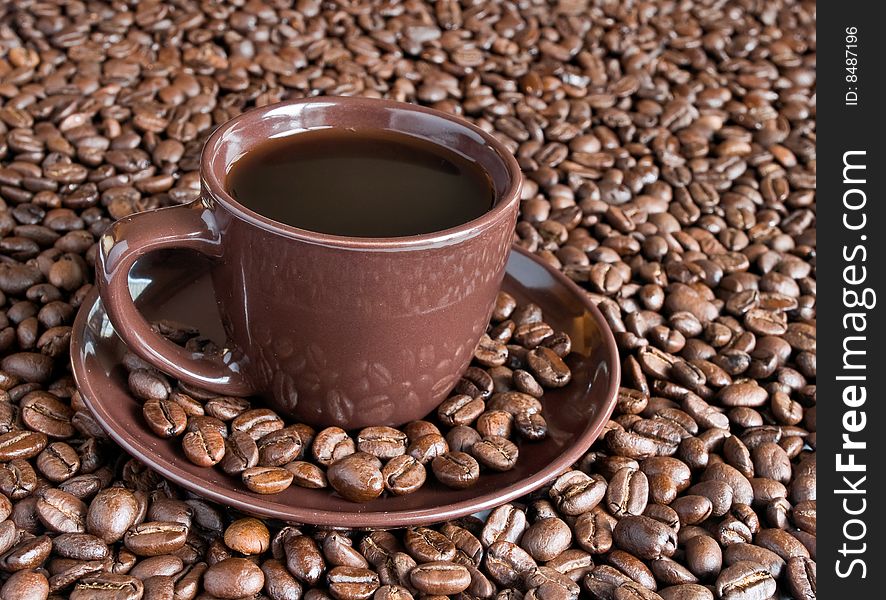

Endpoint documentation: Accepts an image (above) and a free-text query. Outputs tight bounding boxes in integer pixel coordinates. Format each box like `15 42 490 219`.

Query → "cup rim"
201 97 522 249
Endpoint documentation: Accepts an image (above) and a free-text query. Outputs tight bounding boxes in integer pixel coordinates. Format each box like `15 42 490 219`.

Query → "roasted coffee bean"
657 584 713 600
382 455 426 496
717 381 768 408
58 479 98 511
220 431 259 475
459 367 494 399
652 555 697 586
169 562 206 598
70 573 143 600
376 550 415 588
583 564 632 599
404 421 441 443
0 431 47 461
224 518 269 555
482 504 528 548
515 410 549 440
142 575 175 599
524 563 581 600
754 528 810 561
128 369 171 402
181 420 225 468
471 436 519 471
513 370 544 398
35 442 79 482
1 534 51 571
431 452 480 489
714 515 753 546
231 408 284 441
685 534 722 581
550 471 607 516
613 581 664 600
786 556 816 600
440 523 483 567
410 561 471 595
242 466 294 495
374 585 414 600
285 534 325 585
52 533 109 561
321 533 367 569
313 427 357 466
11 495 40 534
86 487 139 544
607 468 649 517
617 388 649 416
204 557 265 599
404 527 456 563
526 347 572 387
328 454 384 502
475 335 508 367
574 509 614 555
613 516 677 560
464 563 496 598
485 541 536 588
477 410 514 438
606 429 661 459
205 396 251 421
0 496 12 524
722 543 785 579
700 463 753 506
129 554 183 578
20 392 74 438
357 427 408 459
287 461 328 489
407 433 448 464
258 426 304 467
437 395 485 427
262 558 303 600
687 480 734 517
0 569 50 599
512 304 543 327
714 561 776 600
358 531 399 568
671 496 713 526
142 397 187 438
492 292 517 322
488 366 516 393
487 392 542 416
751 442 791 484
183 417 227 441
124 522 188 557
514 322 554 349
36 488 86 533
792 500 816 535
520 517 572 562
167 392 204 418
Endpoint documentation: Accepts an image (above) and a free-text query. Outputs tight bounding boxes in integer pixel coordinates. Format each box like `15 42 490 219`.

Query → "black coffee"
226 129 494 237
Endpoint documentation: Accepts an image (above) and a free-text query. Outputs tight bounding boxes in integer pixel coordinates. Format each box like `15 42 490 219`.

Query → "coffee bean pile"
0 0 814 598
128 291 571 501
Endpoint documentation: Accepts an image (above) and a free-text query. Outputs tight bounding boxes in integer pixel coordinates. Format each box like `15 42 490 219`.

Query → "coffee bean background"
0 1 815 599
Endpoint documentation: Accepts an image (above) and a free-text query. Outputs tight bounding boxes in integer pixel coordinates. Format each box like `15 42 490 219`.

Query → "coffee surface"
226 129 494 237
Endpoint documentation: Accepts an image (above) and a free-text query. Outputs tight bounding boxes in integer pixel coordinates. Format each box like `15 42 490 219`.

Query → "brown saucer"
71 246 619 528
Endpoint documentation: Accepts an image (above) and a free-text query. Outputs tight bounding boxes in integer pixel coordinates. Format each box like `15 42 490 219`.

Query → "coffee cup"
96 97 522 429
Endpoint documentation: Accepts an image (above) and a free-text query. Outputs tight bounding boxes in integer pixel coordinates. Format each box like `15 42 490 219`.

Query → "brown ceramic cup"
96 97 522 429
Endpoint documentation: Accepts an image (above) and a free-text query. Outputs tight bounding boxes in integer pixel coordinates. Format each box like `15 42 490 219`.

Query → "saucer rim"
71 245 620 528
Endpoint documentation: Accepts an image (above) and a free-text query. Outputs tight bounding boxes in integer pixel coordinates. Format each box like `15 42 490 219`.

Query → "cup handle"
96 201 255 396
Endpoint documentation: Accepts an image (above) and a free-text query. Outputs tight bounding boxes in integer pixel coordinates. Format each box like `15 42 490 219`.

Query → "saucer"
71 246 619 528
